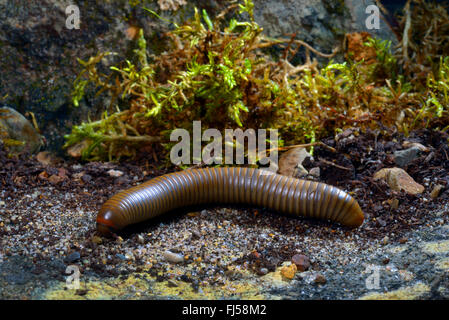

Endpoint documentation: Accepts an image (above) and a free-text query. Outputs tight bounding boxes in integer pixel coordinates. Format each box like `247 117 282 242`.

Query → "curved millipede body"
97 167 364 235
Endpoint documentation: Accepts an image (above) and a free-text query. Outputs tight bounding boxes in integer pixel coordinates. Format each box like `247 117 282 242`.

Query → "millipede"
96 167 364 236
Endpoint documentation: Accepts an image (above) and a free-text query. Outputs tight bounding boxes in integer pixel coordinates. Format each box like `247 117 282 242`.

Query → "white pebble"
163 251 184 264
108 169 124 177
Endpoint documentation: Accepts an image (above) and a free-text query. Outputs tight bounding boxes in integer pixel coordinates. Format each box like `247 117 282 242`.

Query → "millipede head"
96 222 117 237
96 207 121 237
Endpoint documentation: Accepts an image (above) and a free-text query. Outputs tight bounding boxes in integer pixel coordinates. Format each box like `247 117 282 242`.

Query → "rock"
278 147 312 177
373 168 425 195
136 235 145 244
430 184 444 199
314 273 327 285
402 141 429 152
107 169 124 177
10 215 20 224
309 167 320 178
191 230 201 239
115 254 127 261
115 176 130 185
257 267 269 276
394 147 423 167
291 254 310 272
36 151 61 166
376 217 387 227
72 172 84 180
67 141 89 158
81 174 92 183
58 168 69 178
0 106 43 154
335 128 358 143
38 171 49 180
386 198 399 210
163 251 184 264
91 236 103 245
280 263 297 280
49 174 64 184
65 252 81 263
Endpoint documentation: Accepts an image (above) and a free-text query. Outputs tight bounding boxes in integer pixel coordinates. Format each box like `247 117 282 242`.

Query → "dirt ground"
0 128 448 299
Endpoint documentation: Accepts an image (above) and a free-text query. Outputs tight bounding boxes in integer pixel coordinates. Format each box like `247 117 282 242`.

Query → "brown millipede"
97 167 364 235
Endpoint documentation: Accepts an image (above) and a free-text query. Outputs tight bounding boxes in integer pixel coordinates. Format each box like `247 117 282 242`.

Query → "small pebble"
81 174 92 183
281 264 297 280
376 218 387 227
91 236 103 245
108 169 124 177
393 147 422 167
309 167 320 178
49 174 64 184
291 254 310 272
65 252 81 263
136 235 145 244
388 198 399 210
191 230 201 239
430 184 444 199
115 176 130 185
314 274 327 285
116 254 127 260
163 251 184 264
258 267 269 276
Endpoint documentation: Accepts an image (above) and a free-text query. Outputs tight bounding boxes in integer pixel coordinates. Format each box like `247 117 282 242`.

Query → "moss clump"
65 0 449 162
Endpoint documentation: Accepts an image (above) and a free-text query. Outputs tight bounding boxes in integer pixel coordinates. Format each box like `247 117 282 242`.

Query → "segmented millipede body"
97 167 364 235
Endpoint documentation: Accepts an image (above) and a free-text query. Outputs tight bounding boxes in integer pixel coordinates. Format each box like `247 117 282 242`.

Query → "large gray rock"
0 0 396 153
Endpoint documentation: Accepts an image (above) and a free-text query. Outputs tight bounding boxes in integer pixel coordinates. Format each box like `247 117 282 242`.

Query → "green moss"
65 0 449 162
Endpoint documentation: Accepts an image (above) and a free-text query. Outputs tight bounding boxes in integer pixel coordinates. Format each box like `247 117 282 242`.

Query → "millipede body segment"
97 167 364 235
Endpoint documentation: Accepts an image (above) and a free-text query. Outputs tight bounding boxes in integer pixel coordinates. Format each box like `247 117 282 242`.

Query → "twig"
255 36 338 58
25 112 41 134
271 141 337 153
318 158 352 171
125 124 141 136
103 135 161 143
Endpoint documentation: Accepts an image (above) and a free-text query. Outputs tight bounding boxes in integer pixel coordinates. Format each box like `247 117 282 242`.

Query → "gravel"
0 129 448 299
